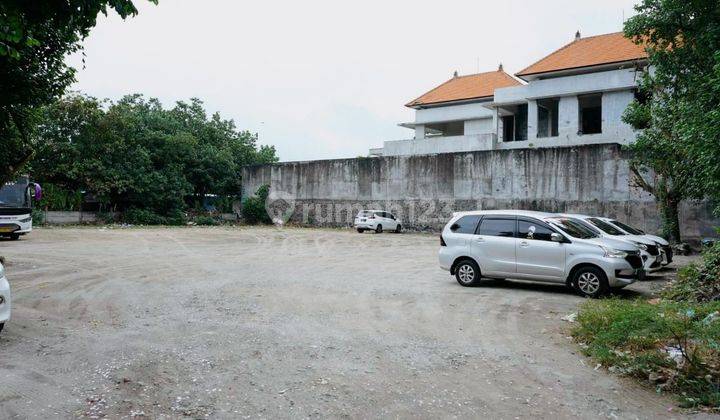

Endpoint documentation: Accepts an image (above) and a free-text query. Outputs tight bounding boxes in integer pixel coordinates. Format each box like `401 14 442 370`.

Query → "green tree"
32 93 279 218
623 0 720 242
0 0 156 186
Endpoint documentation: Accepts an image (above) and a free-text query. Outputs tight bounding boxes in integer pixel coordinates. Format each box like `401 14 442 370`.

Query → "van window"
546 217 598 239
477 218 516 237
610 219 644 235
518 220 554 241
450 215 481 234
587 218 624 236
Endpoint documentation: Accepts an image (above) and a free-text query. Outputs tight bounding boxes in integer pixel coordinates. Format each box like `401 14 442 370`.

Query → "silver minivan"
438 210 644 297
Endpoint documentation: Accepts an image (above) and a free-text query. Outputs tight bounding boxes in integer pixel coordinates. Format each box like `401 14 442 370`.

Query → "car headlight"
19 217 31 223
600 246 628 258
633 242 648 251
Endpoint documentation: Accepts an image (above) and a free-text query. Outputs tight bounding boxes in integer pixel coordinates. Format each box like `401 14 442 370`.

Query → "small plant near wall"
241 185 272 225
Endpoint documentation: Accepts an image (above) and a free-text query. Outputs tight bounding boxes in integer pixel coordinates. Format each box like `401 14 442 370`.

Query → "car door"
386 212 398 230
470 216 517 276
375 211 387 229
515 218 566 281
445 214 482 247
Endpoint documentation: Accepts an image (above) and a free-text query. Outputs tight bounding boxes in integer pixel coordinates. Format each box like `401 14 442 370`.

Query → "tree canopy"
0 0 155 186
623 0 720 241
32 94 278 217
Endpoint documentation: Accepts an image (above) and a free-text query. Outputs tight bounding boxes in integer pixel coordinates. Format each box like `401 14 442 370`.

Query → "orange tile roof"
406 70 522 107
516 32 648 78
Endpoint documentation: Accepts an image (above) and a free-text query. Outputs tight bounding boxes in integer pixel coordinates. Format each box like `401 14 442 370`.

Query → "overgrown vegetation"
30 94 278 220
241 185 272 225
665 242 720 303
574 243 720 411
574 299 720 409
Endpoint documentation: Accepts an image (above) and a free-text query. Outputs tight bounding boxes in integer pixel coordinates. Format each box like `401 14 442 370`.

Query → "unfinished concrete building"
370 31 647 156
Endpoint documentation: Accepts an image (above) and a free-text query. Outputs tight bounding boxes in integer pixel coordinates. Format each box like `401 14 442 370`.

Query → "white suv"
559 214 664 272
0 261 10 335
354 210 401 233
438 210 644 297
600 218 673 266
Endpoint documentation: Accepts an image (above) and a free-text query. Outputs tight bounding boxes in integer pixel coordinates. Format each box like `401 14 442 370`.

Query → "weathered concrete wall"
42 212 237 224
44 211 103 224
242 144 718 239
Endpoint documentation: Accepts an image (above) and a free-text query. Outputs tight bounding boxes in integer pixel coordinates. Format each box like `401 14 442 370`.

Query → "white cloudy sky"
68 0 638 162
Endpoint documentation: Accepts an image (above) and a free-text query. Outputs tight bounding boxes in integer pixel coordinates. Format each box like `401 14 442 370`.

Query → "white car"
354 210 402 233
0 261 10 334
560 214 664 272
438 210 644 298
600 218 673 266
0 214 32 240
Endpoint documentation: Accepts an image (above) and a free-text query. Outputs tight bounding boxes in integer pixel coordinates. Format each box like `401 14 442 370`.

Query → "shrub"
665 242 720 303
123 208 168 225
37 183 83 211
574 299 720 410
95 212 115 224
194 215 218 226
241 185 272 225
31 208 45 225
164 209 187 226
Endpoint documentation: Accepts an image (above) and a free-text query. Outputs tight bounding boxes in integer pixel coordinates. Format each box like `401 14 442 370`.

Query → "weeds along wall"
242 144 717 239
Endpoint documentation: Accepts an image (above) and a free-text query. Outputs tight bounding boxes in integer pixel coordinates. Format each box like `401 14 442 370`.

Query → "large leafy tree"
623 0 720 242
0 0 156 186
33 94 278 215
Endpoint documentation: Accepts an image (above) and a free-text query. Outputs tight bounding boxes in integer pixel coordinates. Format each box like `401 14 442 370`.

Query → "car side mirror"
450 223 460 231
551 233 564 242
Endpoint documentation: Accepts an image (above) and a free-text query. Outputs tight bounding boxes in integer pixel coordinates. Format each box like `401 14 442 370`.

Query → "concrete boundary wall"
41 211 237 225
242 144 718 239
44 211 104 224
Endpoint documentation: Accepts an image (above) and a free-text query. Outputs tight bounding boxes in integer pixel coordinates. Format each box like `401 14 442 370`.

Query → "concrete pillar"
558 96 579 138
527 100 538 141
414 124 425 140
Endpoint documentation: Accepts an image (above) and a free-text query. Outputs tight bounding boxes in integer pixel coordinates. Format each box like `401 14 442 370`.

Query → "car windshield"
358 211 373 217
0 179 29 208
587 218 625 235
610 219 644 235
546 217 599 239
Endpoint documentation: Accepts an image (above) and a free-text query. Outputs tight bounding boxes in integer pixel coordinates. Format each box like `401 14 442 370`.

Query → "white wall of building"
601 90 636 143
383 134 496 156
375 68 641 156
494 68 639 103
464 118 493 135
414 102 493 125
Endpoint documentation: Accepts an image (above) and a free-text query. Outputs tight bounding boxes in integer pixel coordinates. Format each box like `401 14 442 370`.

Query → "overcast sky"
67 0 639 162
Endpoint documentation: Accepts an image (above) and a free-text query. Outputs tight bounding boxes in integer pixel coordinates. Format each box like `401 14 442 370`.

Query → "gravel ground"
0 226 705 418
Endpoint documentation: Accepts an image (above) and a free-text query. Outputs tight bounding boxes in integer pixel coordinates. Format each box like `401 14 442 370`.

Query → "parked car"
559 214 664 272
599 217 672 266
0 261 10 335
438 210 644 298
354 210 401 233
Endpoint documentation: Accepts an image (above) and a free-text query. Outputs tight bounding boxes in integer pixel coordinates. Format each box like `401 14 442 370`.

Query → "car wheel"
0 323 4 334
9 234 19 240
357 228 364 233
395 224 402 233
376 225 383 233
455 259 481 287
573 266 609 298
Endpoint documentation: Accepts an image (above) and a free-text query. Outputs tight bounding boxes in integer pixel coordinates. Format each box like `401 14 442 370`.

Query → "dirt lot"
0 227 703 418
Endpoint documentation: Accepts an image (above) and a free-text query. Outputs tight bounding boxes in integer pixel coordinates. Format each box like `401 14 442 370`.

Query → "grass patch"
573 298 720 410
